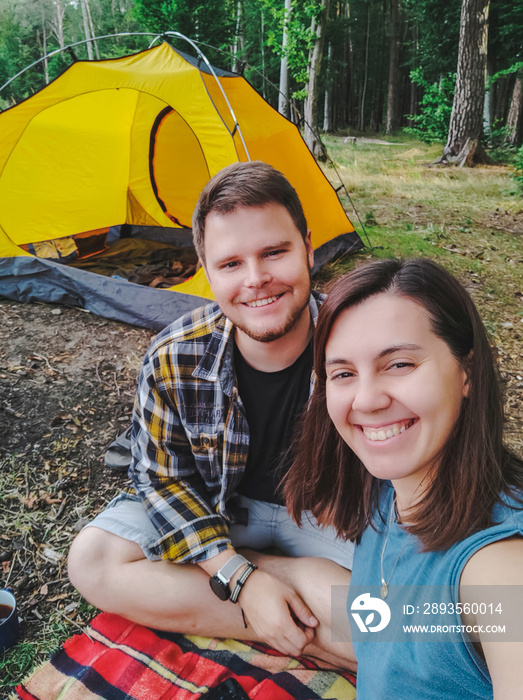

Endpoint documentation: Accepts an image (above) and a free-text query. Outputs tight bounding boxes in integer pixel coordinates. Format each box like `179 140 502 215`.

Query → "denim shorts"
85 492 354 569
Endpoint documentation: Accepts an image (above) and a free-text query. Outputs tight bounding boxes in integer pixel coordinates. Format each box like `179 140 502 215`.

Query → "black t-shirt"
234 340 313 504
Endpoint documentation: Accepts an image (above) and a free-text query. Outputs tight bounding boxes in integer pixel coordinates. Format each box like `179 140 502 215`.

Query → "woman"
284 258 523 699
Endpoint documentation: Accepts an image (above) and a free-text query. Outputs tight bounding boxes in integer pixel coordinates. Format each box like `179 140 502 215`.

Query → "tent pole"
154 31 251 162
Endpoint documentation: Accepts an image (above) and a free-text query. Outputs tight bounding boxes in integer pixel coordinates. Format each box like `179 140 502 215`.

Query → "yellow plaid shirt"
130 294 322 563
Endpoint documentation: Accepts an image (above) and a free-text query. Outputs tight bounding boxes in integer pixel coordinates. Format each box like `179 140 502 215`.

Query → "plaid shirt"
130 293 322 564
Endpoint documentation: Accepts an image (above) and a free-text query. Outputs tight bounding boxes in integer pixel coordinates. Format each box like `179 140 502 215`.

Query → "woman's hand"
236 569 318 657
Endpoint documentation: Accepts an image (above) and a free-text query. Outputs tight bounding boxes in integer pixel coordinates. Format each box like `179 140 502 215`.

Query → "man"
68 162 354 666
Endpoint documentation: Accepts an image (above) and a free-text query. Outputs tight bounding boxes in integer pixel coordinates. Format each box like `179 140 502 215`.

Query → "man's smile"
242 293 284 308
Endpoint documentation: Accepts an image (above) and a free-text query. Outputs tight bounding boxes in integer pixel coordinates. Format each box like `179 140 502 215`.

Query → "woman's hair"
283 258 523 551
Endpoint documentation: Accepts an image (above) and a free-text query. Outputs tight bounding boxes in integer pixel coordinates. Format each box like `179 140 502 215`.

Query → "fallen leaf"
48 593 69 602
63 602 79 614
23 492 39 509
39 547 63 564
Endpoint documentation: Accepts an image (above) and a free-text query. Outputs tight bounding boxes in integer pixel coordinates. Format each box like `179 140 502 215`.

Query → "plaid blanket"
14 613 356 699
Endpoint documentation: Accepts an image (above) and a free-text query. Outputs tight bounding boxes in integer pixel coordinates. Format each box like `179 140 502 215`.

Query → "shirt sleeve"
129 346 234 564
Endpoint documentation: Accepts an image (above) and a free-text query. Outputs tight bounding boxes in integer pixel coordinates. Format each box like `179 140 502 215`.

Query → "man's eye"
223 261 239 269
266 249 285 257
389 362 415 370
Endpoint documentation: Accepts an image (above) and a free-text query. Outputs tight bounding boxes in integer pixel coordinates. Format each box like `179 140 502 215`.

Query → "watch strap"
214 554 250 585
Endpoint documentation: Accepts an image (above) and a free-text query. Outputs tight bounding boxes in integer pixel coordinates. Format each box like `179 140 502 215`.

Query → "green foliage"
132 0 234 66
483 118 519 164
402 0 461 81
405 70 455 144
489 61 523 86
261 0 323 95
513 145 523 193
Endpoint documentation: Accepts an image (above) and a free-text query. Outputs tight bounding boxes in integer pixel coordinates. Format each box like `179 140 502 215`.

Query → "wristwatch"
209 554 251 601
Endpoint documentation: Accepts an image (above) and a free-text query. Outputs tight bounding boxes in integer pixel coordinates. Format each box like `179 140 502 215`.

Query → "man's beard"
233 293 310 343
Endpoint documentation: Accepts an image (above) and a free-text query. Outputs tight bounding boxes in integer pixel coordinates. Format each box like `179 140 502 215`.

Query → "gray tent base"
0 231 363 332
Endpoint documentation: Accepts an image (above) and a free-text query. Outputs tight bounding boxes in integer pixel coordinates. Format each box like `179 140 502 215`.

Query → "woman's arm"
460 537 523 700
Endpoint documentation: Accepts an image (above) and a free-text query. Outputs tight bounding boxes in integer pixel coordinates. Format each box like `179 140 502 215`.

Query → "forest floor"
1 134 522 694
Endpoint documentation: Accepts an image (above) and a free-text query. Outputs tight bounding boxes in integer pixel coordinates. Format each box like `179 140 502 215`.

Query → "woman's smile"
325 292 469 504
358 418 417 442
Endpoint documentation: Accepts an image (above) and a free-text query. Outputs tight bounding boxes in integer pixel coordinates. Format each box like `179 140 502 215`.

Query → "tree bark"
358 0 371 131
53 0 65 50
323 42 332 131
439 0 491 165
505 75 523 147
385 0 402 134
80 0 93 60
343 0 354 127
407 24 419 127
233 0 247 73
278 0 292 119
41 3 49 84
303 0 330 160
85 0 99 59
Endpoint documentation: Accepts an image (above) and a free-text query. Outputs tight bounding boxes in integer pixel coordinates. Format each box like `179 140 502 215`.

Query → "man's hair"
283 258 523 551
192 161 308 263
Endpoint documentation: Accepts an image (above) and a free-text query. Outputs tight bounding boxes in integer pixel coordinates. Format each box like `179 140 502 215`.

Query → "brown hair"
283 258 523 551
192 161 307 263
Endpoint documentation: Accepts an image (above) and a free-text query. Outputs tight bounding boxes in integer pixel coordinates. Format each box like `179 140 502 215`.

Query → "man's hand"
235 569 318 657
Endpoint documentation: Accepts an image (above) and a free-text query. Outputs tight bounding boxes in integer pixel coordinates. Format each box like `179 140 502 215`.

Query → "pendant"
381 583 388 599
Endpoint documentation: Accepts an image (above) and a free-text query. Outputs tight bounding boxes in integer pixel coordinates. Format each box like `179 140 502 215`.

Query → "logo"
350 593 391 633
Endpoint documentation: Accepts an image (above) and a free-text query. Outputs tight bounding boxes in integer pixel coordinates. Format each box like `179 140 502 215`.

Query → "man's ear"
305 230 314 270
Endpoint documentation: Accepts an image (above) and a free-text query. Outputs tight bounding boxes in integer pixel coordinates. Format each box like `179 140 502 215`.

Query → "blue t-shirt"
349 483 523 700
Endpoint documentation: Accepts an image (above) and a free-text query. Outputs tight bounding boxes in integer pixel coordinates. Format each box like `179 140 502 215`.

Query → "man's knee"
68 526 144 594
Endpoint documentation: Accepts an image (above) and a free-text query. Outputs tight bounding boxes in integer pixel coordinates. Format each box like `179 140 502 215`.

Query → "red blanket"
15 613 356 699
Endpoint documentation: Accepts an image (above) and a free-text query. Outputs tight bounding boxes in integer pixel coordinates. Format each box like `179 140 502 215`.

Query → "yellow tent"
0 42 361 329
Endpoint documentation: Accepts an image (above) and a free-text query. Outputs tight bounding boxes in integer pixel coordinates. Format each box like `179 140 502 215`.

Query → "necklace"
380 497 412 599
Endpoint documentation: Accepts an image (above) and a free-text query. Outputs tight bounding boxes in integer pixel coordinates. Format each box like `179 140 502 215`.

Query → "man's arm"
129 344 234 563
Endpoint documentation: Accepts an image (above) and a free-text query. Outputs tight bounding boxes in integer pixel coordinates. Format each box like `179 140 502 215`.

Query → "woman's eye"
331 371 354 380
389 361 415 370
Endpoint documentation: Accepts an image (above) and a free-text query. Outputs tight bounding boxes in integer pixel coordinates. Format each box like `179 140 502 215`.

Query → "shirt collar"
194 292 323 395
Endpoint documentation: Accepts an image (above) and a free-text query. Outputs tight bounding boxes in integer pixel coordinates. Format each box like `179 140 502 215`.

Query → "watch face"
209 575 230 601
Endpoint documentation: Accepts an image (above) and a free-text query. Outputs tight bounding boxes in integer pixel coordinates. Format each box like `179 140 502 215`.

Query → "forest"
1 0 522 164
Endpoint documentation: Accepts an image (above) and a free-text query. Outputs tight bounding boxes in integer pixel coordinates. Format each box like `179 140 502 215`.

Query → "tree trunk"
385 0 401 134
439 0 491 166
278 0 292 119
359 0 372 131
41 4 49 85
344 1 354 127
85 0 100 60
303 0 330 160
505 75 523 147
494 75 509 125
233 1 247 73
54 0 65 50
407 24 419 127
260 8 267 100
323 42 332 132
80 0 93 60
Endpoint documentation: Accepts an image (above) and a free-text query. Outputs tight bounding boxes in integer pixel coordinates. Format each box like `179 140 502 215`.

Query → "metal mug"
0 589 20 654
